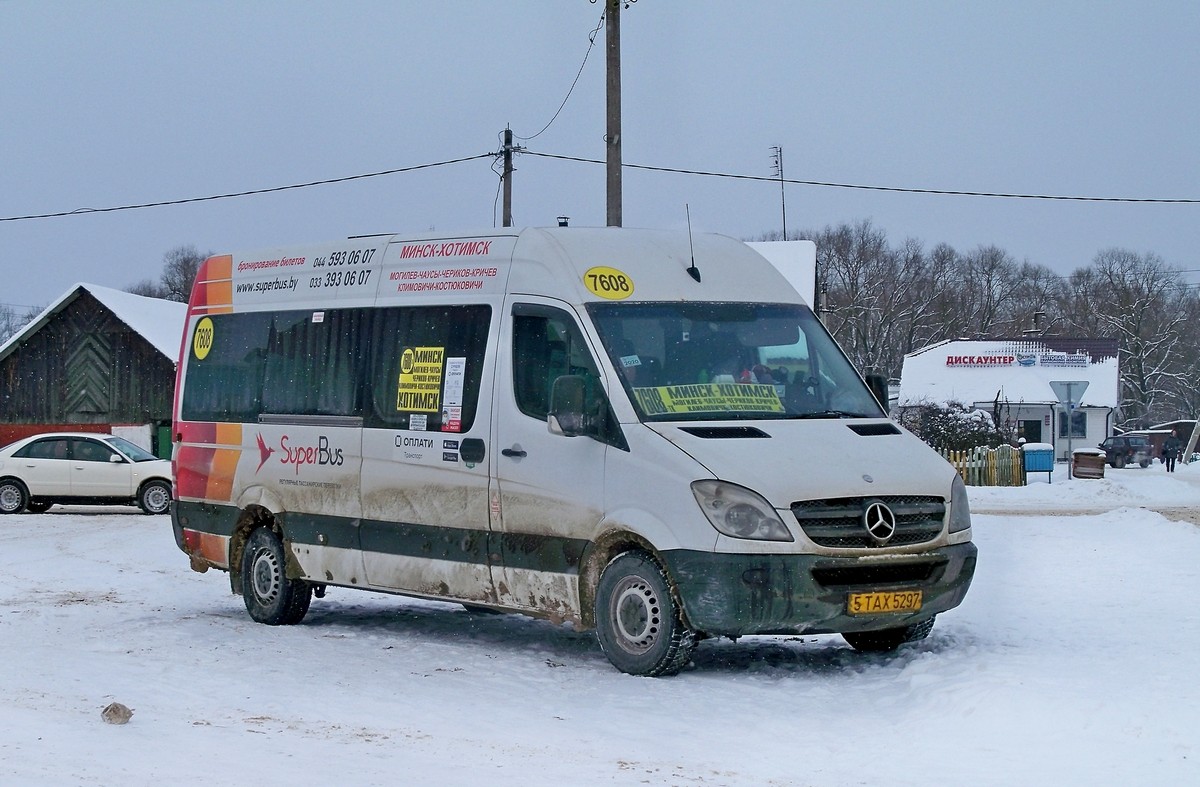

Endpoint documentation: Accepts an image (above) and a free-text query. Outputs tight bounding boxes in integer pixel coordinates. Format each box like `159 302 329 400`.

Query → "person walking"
1162 429 1182 473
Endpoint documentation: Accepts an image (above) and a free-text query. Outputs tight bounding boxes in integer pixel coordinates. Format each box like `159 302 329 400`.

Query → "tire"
25 501 53 513
0 479 29 514
137 480 172 515
1114 454 1126 469
595 552 696 677
843 615 936 653
1140 459 1150 468
240 527 312 625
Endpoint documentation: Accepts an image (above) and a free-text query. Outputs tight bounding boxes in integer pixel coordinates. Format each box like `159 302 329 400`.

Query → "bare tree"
126 244 210 303
126 278 168 299
0 304 22 345
1061 249 1189 428
160 245 208 302
754 224 1200 427
0 302 44 345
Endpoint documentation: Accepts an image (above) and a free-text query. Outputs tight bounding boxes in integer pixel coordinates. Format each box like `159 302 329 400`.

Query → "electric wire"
512 11 606 142
0 154 495 222
522 151 1200 204
4 147 1199 227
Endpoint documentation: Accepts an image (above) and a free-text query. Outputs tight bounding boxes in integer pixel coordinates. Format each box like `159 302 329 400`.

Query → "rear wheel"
137 480 171 515
595 552 696 677
0 479 29 514
843 616 936 653
241 527 312 625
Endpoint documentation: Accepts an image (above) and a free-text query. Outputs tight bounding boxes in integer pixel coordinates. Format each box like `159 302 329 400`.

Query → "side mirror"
865 373 889 412
548 375 587 437
109 454 124 464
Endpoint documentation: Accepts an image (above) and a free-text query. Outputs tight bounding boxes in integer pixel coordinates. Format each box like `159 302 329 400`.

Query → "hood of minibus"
645 419 957 506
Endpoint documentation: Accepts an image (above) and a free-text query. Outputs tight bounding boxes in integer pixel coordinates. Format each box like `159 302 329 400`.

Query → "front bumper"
661 541 977 637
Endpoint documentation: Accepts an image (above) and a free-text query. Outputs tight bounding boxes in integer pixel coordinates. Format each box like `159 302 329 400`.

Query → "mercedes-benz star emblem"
862 500 897 544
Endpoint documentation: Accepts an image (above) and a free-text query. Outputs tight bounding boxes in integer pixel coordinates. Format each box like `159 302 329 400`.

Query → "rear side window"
15 438 70 460
180 312 273 422
261 310 367 416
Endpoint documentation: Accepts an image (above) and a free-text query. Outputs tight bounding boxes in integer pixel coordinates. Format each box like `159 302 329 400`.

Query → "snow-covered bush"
897 399 1008 452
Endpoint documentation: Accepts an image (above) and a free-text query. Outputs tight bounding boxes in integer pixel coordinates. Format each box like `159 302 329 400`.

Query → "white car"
0 432 173 515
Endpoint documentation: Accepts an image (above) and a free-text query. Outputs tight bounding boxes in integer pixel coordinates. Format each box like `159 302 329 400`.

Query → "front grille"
791 495 945 548
811 559 946 587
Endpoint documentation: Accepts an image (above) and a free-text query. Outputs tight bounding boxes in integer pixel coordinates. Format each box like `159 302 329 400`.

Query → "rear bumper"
661 541 977 637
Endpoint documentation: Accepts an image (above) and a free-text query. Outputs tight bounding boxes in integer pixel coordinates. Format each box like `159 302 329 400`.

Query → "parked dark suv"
1098 434 1152 468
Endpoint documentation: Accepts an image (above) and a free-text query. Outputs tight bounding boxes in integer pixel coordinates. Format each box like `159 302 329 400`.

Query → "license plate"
847 590 922 615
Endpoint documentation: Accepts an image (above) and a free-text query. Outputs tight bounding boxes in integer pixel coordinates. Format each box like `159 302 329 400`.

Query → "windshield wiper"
791 410 869 420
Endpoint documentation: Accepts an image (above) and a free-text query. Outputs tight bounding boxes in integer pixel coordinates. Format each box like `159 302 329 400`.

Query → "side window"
367 305 491 432
181 312 273 422
16 438 69 460
262 310 365 416
182 306 491 428
512 307 602 421
72 438 117 463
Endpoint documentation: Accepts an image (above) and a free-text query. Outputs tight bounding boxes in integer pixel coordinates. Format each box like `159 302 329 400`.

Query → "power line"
523 150 1200 204
513 11 606 142
0 154 494 223
5 147 1199 228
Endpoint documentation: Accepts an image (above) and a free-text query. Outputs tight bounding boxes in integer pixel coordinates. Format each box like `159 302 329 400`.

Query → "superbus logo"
277 435 345 474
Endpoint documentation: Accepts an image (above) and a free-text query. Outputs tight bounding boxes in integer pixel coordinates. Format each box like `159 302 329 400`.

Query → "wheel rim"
143 485 169 513
0 484 21 513
609 575 662 655
251 547 283 604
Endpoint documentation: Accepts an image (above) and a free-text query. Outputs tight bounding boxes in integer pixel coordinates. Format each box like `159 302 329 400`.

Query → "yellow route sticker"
192 317 214 360
633 383 784 415
397 346 445 412
583 266 634 300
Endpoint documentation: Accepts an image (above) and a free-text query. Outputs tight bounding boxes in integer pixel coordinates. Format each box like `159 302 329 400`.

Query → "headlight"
948 474 972 534
691 480 793 542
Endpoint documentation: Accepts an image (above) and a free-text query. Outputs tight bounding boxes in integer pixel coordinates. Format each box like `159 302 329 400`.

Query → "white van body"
172 226 976 676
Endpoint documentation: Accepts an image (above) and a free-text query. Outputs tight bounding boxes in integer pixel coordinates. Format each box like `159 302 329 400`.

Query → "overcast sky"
3 1 1198 311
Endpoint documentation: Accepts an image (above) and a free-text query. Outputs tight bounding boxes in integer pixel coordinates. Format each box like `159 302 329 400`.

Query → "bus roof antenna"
684 204 701 282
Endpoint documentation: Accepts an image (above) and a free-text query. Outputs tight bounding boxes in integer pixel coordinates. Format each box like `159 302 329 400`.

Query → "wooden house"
0 284 185 456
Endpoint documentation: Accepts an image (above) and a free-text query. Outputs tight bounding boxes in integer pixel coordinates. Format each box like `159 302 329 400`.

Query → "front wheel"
240 527 312 625
0 479 29 514
595 552 696 677
25 501 53 513
1114 454 1127 469
137 480 172 515
843 616 936 653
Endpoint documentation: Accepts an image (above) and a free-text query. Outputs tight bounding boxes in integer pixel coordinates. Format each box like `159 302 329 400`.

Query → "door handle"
501 447 527 458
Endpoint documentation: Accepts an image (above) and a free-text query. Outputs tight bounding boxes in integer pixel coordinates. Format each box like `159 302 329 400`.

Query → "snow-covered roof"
0 283 186 362
899 337 1120 409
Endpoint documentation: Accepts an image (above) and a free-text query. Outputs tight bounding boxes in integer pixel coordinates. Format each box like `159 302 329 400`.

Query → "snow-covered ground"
2 461 1198 786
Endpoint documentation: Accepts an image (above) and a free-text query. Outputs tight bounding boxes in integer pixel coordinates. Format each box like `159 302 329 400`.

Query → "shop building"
898 337 1120 461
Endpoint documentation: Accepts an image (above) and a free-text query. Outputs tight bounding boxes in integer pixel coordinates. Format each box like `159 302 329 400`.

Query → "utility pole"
771 146 787 239
605 0 622 226
501 127 514 227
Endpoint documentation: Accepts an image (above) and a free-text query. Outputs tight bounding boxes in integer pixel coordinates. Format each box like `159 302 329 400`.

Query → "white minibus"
171 226 976 676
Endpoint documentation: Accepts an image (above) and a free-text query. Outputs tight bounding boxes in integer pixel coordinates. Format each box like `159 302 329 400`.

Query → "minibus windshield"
588 302 884 422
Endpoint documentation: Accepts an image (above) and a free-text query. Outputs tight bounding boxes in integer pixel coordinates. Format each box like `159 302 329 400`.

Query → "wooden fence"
941 444 1026 487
